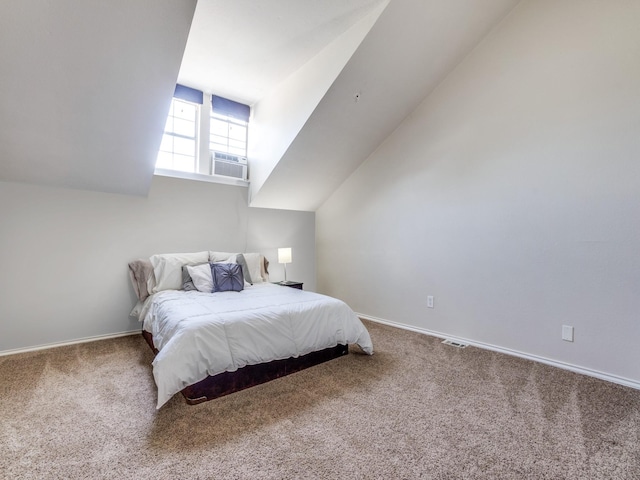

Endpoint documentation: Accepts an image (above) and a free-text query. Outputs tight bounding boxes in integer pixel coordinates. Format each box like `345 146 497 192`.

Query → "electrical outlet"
562 325 574 342
427 296 434 308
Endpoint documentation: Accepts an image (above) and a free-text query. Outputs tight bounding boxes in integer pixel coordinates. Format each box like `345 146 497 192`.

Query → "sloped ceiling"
249 0 522 211
178 0 385 105
0 0 521 206
247 2 389 205
0 0 196 196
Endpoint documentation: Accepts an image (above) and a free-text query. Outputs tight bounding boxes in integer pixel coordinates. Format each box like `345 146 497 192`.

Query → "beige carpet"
1 321 639 479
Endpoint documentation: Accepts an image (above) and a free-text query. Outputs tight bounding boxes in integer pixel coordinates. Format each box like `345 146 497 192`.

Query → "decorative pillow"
128 259 155 301
187 263 215 293
150 251 209 292
217 255 252 287
211 263 244 292
181 265 197 291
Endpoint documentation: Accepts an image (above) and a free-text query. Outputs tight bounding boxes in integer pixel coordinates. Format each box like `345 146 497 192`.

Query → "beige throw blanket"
128 259 154 301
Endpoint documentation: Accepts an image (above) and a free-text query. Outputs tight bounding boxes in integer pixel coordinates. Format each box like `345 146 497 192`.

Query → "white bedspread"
140 283 373 408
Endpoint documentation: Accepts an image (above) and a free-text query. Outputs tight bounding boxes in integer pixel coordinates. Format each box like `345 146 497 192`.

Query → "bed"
130 251 373 409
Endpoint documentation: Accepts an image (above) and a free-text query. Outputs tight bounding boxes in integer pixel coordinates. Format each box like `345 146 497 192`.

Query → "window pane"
228 124 246 141
209 113 247 158
156 150 173 169
173 154 195 172
229 145 246 157
228 139 245 151
173 118 195 138
210 134 229 146
159 134 174 153
210 118 229 137
164 117 174 134
210 138 230 152
173 100 197 121
173 136 195 156
211 145 230 154
156 97 199 172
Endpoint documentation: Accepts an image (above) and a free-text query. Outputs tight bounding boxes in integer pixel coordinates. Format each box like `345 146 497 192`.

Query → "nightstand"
273 281 303 290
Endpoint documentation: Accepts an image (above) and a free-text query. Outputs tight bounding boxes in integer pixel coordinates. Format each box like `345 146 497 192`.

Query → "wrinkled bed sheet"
140 283 373 408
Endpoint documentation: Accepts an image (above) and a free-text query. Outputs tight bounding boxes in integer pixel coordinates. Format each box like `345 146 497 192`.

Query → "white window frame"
209 112 248 159
155 93 249 187
156 97 200 173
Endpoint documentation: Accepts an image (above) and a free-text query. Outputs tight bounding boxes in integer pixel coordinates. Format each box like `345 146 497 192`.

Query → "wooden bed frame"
142 330 349 405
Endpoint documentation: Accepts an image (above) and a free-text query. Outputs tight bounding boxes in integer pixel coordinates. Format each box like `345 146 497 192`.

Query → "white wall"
248 0 519 212
317 0 640 384
0 176 315 352
247 1 387 207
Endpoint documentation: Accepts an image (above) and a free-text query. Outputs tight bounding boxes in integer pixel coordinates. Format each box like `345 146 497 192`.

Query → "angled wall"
317 0 640 385
249 0 519 211
247 1 388 207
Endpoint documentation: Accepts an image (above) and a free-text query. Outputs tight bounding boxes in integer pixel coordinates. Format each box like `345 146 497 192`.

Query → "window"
209 95 250 160
210 112 247 158
209 112 248 180
156 98 199 172
155 86 251 184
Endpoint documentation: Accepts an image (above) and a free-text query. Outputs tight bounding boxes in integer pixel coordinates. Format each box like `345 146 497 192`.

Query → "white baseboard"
358 313 640 391
0 330 141 357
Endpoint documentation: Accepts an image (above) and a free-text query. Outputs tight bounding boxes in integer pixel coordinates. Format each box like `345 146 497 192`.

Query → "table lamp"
278 247 292 283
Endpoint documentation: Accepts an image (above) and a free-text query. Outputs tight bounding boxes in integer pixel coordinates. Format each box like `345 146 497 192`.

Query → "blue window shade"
212 95 250 122
174 84 203 105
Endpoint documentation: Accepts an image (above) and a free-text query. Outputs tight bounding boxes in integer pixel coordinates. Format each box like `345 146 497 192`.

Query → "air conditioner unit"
211 151 247 180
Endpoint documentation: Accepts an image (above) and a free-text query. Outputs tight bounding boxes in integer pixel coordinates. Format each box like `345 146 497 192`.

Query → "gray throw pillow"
211 263 244 292
181 265 197 291
236 253 253 284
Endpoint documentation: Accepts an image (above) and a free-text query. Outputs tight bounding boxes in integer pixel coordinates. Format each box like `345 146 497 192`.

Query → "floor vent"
441 339 468 348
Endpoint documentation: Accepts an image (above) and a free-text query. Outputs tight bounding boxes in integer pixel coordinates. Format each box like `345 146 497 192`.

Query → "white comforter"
140 283 373 408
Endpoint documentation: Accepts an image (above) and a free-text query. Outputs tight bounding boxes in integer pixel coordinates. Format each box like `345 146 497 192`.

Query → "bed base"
141 330 348 405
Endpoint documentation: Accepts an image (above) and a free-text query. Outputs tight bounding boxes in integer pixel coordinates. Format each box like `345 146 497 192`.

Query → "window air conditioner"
211 151 247 180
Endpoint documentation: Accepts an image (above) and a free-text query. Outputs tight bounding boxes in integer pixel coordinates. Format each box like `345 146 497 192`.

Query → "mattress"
140 283 373 408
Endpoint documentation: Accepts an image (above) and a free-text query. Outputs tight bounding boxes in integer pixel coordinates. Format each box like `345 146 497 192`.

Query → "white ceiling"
178 0 385 105
250 0 522 211
0 0 521 207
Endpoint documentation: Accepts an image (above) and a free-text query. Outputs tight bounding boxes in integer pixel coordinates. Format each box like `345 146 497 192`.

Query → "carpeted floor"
1 321 639 479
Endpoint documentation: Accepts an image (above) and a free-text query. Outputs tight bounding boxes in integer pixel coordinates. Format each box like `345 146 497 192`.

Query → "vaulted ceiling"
0 0 197 196
178 0 385 105
0 0 521 209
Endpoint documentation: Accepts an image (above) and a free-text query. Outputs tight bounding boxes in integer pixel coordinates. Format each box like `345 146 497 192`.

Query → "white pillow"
146 271 157 296
209 251 236 263
242 253 264 283
187 263 214 293
150 251 209 293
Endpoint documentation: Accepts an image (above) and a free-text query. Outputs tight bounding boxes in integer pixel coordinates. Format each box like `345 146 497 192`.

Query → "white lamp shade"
278 247 292 264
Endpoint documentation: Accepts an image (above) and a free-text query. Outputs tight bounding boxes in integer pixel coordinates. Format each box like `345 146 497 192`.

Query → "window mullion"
165 132 195 141
196 95 211 175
